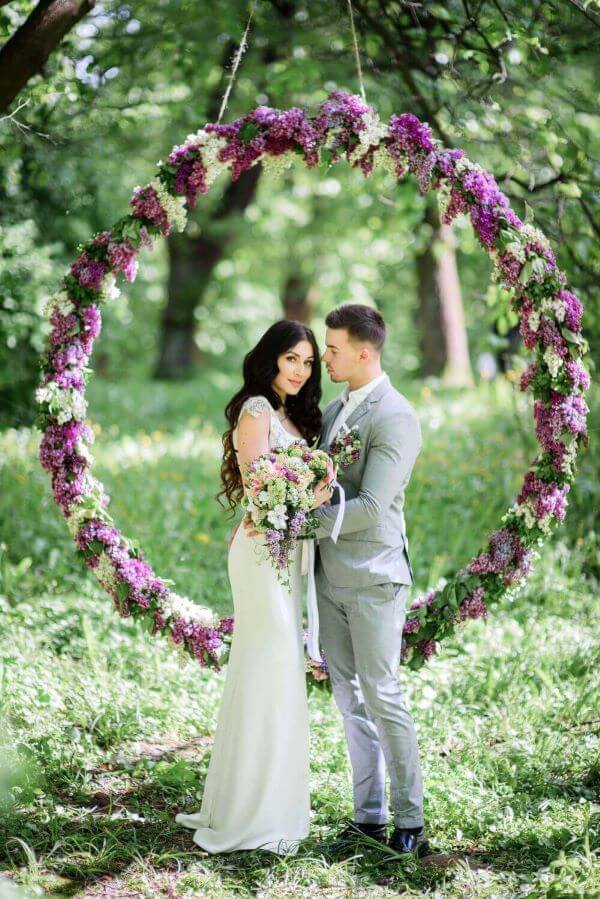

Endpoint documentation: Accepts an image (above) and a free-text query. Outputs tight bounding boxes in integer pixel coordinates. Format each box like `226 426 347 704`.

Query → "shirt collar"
341 372 388 405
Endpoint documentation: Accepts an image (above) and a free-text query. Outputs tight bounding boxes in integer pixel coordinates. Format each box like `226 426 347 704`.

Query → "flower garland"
36 91 590 674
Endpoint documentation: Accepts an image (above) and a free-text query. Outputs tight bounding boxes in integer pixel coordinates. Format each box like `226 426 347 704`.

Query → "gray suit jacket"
314 374 421 589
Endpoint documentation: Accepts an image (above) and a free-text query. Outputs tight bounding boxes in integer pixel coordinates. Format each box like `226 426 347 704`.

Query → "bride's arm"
236 405 270 490
231 405 271 541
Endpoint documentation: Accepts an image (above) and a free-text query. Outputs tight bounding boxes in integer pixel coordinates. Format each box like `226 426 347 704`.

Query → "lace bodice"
233 395 307 453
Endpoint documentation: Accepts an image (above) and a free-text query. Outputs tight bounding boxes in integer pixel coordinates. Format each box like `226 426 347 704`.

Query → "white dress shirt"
327 372 388 444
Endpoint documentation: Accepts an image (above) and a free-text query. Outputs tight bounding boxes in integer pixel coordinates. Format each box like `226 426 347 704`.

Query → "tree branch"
0 0 96 113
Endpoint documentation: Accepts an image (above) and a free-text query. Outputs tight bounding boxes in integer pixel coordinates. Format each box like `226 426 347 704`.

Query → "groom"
312 303 427 856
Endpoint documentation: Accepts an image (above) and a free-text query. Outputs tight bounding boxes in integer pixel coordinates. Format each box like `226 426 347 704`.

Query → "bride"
175 320 334 854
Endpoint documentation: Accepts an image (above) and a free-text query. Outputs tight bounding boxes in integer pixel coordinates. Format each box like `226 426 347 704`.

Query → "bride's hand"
311 478 334 510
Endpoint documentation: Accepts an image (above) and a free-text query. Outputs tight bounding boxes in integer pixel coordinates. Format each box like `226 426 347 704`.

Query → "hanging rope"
217 1 258 125
346 0 367 102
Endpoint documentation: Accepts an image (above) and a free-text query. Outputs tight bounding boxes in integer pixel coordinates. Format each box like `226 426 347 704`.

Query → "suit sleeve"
313 409 421 539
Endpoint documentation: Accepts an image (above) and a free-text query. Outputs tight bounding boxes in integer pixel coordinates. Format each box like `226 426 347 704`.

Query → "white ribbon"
302 481 346 664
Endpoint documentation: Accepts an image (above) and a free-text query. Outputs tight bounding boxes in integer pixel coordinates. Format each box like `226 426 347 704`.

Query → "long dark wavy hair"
217 320 322 513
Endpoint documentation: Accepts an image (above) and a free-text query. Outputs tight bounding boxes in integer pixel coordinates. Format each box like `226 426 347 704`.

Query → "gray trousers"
316 563 424 828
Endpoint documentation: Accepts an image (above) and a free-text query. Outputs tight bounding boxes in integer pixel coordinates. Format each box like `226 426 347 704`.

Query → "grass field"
0 376 598 898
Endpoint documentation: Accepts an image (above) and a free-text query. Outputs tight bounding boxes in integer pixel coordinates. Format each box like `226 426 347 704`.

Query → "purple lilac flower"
130 184 170 235
417 639 437 661
51 340 87 368
519 362 537 392
458 587 487 621
81 304 101 345
76 518 122 554
534 391 589 451
171 617 225 668
71 252 107 291
470 204 500 248
49 309 79 348
517 472 570 522
314 91 371 148
92 230 112 247
559 289 583 333
497 252 523 287
436 148 465 178
39 420 93 471
289 511 307 537
108 240 139 282
51 468 89 513
389 113 435 154
566 359 590 391
441 187 469 225
403 616 421 635
409 588 437 611
219 616 235 635
172 157 208 208
468 526 532 586
524 241 557 274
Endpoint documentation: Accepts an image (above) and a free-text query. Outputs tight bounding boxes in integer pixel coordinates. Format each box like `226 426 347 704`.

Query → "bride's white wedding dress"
175 395 311 855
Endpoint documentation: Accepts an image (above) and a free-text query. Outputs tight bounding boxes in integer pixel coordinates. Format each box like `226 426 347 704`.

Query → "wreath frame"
35 91 590 676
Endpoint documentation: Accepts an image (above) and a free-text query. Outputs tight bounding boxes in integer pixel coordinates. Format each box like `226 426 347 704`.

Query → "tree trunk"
415 200 473 386
154 4 297 380
281 272 316 323
154 164 262 379
0 0 95 113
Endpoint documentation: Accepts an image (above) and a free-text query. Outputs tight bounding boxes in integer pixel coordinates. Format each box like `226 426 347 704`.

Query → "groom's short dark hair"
325 304 386 351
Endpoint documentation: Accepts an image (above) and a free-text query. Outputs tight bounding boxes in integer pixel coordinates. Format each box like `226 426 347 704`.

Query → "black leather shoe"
389 826 430 856
321 820 388 854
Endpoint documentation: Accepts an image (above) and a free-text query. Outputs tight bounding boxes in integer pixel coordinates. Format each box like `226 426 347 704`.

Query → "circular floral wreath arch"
36 91 590 677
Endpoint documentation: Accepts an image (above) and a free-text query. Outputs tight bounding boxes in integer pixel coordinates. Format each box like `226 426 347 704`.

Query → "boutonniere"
328 424 362 469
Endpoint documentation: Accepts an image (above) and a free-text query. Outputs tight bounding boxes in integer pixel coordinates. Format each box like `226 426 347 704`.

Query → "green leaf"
238 122 259 143
518 260 534 284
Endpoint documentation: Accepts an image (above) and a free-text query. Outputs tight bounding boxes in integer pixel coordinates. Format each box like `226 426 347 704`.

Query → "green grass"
0 377 598 898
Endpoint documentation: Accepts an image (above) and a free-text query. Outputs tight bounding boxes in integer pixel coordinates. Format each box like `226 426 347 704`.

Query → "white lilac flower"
84 474 108 506
187 129 231 187
94 552 120 591
541 295 567 323
35 382 88 423
76 442 94 464
262 151 296 178
66 503 96 537
348 111 389 164
561 438 578 475
258 490 270 504
150 177 187 232
528 309 541 333
543 345 564 378
43 289 75 320
162 591 218 627
513 502 537 530
520 223 552 253
99 272 121 301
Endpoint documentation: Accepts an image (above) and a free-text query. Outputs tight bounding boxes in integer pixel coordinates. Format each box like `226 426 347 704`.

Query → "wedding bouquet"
328 424 362 469
242 443 331 585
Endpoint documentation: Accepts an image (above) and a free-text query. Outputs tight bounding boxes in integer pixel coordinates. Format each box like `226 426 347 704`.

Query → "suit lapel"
320 397 344 447
322 375 391 446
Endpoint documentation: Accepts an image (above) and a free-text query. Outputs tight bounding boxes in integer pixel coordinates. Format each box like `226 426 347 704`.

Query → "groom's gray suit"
313 373 424 829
